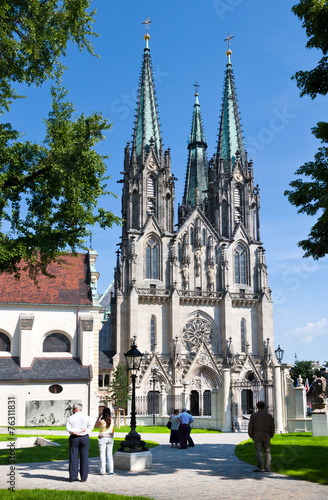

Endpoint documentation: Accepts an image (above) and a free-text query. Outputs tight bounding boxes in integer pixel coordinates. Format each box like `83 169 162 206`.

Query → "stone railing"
137 288 171 303
230 292 259 307
137 288 171 296
177 289 223 305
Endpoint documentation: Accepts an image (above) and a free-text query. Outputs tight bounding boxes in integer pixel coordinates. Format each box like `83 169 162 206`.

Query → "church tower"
111 32 274 431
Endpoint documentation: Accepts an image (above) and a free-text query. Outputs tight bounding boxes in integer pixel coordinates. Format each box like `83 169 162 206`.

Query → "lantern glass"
124 342 143 375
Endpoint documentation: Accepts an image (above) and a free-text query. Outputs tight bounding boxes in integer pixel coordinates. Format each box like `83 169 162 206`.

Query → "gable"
0 254 93 306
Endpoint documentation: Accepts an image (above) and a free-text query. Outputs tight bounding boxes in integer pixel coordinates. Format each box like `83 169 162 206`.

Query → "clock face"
148 163 156 171
234 173 243 182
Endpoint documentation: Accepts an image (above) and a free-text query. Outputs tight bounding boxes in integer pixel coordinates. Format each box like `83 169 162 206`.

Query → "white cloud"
283 318 328 343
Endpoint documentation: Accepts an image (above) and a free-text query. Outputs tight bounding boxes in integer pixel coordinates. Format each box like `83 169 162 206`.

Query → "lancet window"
235 244 247 284
146 237 159 279
241 318 246 352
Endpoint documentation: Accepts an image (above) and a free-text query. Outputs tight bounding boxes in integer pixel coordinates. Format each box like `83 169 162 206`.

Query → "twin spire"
132 26 246 191
132 24 162 162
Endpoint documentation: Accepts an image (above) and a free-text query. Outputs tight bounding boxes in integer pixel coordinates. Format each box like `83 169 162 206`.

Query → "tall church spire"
132 31 162 163
217 43 246 173
183 86 208 209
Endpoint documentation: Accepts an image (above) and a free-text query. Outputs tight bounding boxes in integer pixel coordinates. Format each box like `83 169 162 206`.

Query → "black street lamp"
275 345 284 364
118 340 148 452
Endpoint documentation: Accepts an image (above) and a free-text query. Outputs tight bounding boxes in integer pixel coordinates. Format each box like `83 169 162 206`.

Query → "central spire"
183 86 208 208
217 39 246 173
132 26 162 163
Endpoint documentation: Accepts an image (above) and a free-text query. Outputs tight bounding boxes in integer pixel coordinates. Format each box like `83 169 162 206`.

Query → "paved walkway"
0 430 327 499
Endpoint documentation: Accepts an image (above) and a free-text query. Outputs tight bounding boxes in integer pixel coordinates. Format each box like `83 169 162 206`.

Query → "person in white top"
66 403 93 482
177 408 194 449
95 407 115 475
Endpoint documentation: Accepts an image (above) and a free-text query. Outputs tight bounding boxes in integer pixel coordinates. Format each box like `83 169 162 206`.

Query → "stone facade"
110 35 275 430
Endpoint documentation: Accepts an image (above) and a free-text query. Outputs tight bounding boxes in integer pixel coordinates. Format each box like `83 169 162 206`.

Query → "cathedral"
110 31 275 431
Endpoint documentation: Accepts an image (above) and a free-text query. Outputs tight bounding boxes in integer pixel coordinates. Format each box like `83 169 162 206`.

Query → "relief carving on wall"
190 372 212 392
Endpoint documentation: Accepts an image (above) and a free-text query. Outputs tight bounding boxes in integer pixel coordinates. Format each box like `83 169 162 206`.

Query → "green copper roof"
217 55 246 172
183 93 208 207
132 44 162 162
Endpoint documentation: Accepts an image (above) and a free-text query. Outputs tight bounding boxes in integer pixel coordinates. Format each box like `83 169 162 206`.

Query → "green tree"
0 1 121 281
290 359 320 386
284 0 328 258
103 363 131 410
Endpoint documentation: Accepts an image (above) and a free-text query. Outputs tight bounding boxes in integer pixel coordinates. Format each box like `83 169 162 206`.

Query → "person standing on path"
187 410 194 447
177 408 194 449
248 400 275 472
66 403 93 482
169 409 180 448
95 407 114 475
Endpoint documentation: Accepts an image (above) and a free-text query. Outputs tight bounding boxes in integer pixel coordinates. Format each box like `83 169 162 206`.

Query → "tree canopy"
103 363 130 410
289 359 320 386
284 0 328 259
0 0 121 281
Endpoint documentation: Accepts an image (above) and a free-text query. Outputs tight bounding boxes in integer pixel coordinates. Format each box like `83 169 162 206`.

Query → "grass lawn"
0 490 154 500
0 434 158 465
11 425 220 434
235 432 328 485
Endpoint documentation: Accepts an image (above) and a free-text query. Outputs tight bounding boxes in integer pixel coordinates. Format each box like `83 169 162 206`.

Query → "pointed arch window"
178 242 182 262
202 229 206 246
241 318 246 352
146 237 159 279
132 191 139 229
222 201 228 236
235 244 246 284
147 177 155 215
150 315 157 351
234 187 242 223
190 227 194 245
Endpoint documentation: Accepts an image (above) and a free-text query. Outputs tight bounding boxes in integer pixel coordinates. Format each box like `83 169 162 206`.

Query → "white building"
0 251 101 426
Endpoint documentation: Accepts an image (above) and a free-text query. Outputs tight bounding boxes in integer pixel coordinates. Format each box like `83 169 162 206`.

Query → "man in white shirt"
177 408 194 449
66 403 93 482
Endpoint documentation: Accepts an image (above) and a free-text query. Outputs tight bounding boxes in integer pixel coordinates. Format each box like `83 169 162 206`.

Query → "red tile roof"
0 254 93 305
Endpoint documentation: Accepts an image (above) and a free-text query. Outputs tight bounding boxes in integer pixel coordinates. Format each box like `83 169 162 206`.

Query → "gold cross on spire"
224 33 234 50
193 82 200 95
142 17 153 32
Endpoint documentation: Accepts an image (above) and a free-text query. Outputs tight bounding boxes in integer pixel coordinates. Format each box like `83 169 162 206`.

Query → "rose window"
182 318 213 351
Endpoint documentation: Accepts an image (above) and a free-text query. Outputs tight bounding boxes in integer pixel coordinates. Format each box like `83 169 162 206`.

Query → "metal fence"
135 394 159 415
166 395 182 415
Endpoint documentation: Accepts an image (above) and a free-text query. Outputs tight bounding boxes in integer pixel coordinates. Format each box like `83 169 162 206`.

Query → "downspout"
88 365 93 415
76 307 80 360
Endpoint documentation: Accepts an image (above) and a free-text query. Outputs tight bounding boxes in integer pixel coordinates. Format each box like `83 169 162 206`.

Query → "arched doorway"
190 390 199 416
203 390 211 416
147 390 159 415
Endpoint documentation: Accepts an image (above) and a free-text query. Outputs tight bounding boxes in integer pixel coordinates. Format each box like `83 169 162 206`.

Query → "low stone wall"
286 418 312 433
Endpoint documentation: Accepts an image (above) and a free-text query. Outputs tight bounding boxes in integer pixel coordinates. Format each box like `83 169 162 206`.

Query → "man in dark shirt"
248 401 275 472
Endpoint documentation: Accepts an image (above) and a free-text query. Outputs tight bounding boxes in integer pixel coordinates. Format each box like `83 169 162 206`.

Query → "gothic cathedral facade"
110 33 274 430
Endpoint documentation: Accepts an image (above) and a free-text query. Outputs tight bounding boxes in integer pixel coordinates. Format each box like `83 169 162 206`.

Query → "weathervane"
142 17 153 32
193 81 200 95
224 33 234 50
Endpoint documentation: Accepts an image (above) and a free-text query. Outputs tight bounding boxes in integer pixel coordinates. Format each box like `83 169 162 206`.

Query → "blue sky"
5 0 328 365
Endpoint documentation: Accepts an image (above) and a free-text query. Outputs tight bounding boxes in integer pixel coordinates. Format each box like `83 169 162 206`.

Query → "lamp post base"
114 450 152 471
